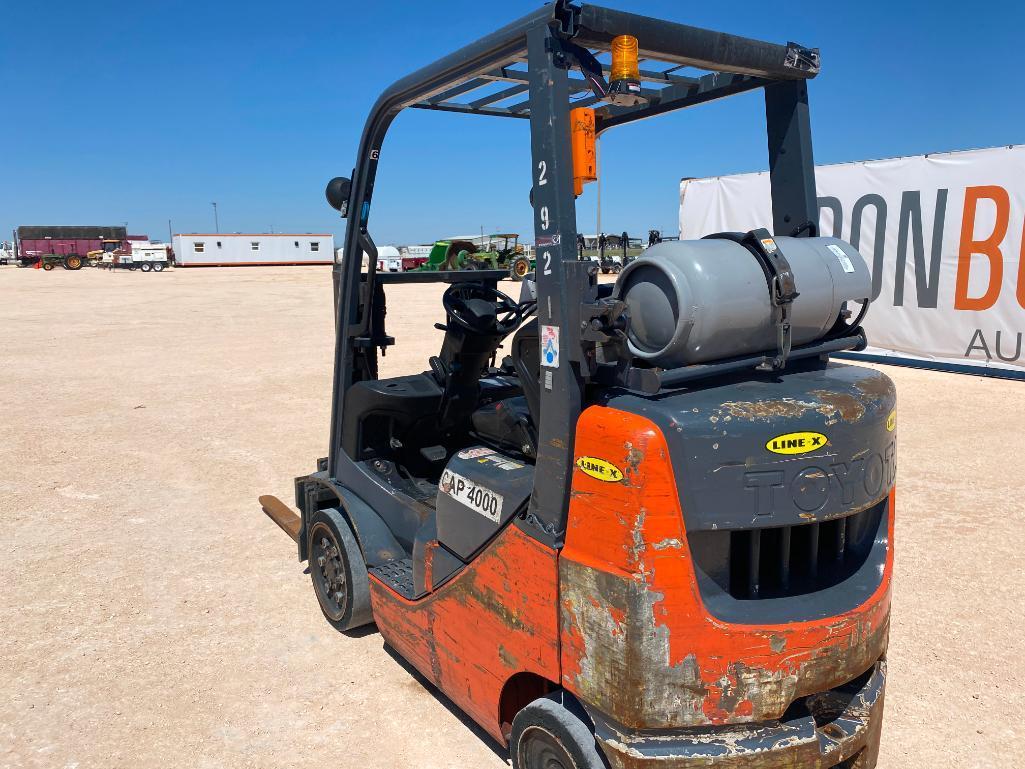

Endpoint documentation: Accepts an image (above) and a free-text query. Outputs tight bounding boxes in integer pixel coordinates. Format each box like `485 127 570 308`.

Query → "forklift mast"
330 1 820 544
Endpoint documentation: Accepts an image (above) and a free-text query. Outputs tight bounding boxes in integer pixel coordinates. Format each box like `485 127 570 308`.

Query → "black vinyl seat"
470 319 541 458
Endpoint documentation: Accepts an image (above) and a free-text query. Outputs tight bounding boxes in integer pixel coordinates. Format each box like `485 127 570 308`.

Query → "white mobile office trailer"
173 233 334 267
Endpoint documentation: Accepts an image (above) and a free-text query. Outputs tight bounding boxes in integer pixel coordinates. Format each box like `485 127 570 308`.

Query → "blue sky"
2 0 1022 247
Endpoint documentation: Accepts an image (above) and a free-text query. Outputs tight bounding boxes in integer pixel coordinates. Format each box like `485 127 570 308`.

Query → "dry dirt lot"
1 265 1022 769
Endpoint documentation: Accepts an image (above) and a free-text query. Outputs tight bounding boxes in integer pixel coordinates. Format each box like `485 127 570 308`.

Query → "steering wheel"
442 283 524 335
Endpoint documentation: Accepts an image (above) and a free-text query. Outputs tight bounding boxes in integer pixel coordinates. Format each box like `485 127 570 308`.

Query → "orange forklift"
262 3 896 767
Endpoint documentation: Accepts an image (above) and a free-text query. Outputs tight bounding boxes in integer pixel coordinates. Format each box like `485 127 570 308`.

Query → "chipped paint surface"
594 664 885 767
560 405 893 733
369 524 560 744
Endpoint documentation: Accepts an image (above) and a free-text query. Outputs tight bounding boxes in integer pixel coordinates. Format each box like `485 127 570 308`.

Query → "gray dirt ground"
1 265 1022 769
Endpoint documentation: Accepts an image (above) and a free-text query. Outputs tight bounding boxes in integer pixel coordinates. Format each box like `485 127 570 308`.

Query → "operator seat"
509 319 541 428
469 319 541 458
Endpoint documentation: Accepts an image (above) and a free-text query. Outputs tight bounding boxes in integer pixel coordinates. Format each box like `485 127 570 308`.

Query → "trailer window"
217 241 222 248
194 242 205 253
310 242 320 252
251 242 260 251
294 241 299 248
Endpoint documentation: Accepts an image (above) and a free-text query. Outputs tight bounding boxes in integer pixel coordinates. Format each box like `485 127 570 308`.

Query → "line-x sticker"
765 431 828 455
575 456 625 483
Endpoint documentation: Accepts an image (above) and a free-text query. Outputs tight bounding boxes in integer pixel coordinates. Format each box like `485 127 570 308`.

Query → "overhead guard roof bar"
406 3 817 125
570 5 817 79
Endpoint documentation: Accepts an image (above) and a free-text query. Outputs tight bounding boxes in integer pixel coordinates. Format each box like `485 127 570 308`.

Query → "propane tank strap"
703 228 800 368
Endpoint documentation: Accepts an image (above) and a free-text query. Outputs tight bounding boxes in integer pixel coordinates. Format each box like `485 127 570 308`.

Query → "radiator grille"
689 499 887 601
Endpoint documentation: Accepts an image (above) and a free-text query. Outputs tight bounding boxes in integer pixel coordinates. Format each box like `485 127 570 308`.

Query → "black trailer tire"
152 262 165 272
129 264 137 271
510 694 608 769
140 262 152 272
307 508 373 632
42 262 55 271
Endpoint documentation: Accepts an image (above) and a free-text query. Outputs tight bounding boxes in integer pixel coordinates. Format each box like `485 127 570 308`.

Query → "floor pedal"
369 558 419 600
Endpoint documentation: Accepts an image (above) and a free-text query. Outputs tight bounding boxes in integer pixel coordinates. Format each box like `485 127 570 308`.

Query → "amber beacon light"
608 34 645 106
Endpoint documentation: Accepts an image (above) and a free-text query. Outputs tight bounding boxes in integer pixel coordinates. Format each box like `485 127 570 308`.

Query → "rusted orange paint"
560 405 894 730
369 523 560 743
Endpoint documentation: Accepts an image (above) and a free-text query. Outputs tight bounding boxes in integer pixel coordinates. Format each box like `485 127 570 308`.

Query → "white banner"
679 145 1025 373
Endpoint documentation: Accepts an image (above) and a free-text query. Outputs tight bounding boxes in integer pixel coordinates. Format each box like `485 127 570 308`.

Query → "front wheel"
511 695 607 769
308 508 373 632
140 262 152 272
42 262 55 271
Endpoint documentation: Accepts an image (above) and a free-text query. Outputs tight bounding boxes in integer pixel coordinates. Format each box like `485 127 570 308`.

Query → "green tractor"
420 233 533 280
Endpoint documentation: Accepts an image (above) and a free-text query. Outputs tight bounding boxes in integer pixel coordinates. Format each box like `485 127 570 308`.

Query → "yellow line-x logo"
765 431 828 455
575 456 625 482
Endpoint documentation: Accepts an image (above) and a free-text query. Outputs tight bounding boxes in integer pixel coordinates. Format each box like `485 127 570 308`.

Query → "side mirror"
325 176 352 217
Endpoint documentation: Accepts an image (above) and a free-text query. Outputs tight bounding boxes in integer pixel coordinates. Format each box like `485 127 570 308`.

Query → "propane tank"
613 236 871 368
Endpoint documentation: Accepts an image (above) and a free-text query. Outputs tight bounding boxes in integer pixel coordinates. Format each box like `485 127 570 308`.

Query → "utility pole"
167 219 173 243
212 202 219 233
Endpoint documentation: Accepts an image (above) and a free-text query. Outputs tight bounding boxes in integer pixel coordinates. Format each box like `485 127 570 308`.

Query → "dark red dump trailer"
16 225 129 270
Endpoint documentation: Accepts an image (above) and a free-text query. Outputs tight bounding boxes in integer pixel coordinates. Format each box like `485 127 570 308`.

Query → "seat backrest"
510 318 541 430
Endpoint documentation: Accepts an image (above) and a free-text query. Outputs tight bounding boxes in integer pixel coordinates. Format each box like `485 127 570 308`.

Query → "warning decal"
541 325 560 368
827 243 856 273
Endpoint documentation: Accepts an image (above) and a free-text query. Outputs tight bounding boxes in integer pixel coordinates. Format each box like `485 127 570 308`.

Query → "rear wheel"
152 262 165 272
308 508 373 631
64 255 83 270
511 695 607 769
510 256 531 281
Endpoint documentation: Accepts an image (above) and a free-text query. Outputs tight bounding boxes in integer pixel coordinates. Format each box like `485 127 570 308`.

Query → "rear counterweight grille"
691 498 887 602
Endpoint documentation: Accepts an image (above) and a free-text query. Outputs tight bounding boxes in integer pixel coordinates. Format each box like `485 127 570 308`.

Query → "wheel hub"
313 531 347 612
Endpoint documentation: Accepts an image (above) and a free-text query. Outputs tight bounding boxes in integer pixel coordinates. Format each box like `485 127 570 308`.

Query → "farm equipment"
262 4 895 768
579 232 643 272
421 234 533 279
16 225 129 270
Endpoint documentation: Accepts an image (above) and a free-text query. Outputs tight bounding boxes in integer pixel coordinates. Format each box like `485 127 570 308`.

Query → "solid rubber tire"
510 694 607 769
307 508 373 631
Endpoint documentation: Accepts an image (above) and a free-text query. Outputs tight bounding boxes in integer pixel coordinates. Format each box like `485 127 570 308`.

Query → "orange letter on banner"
955 185 1008 311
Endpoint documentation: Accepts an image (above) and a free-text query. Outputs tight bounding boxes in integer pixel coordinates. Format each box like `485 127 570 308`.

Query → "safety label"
439 469 504 523
827 244 856 273
541 325 560 368
458 447 495 459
